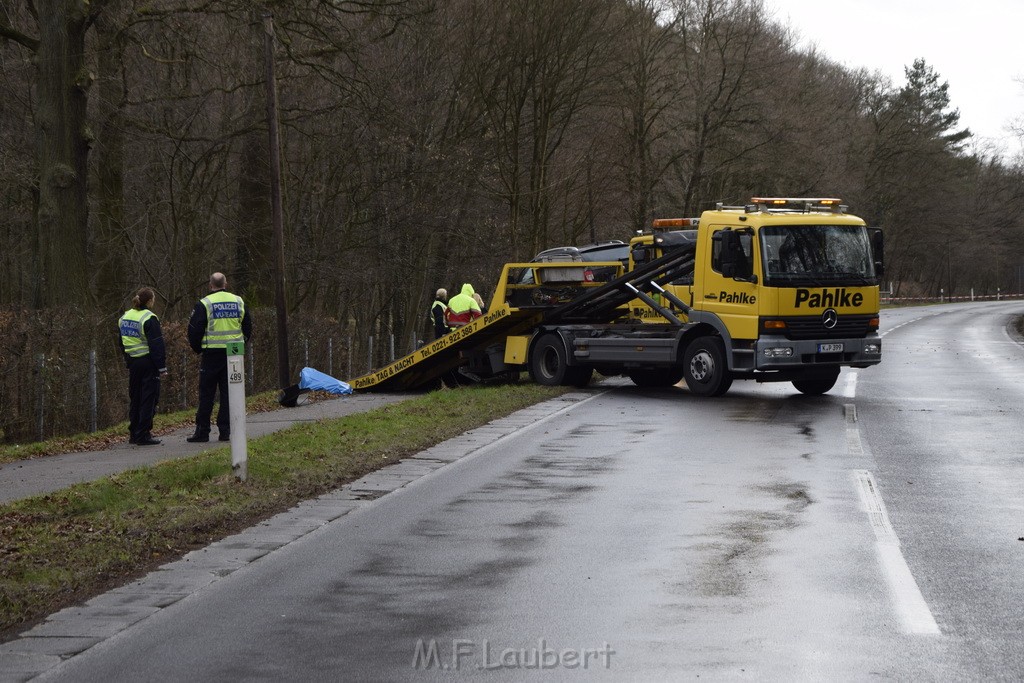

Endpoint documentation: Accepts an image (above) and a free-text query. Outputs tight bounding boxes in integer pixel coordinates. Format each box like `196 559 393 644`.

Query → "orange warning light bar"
651 217 699 228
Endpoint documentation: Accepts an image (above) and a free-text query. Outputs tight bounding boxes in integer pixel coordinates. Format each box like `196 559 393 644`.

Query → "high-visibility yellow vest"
430 299 447 322
200 291 245 349
119 309 156 358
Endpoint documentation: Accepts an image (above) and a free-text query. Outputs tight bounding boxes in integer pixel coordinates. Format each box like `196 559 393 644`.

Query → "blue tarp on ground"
298 367 353 395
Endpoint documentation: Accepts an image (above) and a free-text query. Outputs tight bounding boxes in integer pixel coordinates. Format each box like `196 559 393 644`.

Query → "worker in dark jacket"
186 272 252 443
430 288 450 339
118 287 167 446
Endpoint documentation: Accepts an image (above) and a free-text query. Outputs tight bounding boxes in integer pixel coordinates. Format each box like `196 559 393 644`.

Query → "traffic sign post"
226 341 248 481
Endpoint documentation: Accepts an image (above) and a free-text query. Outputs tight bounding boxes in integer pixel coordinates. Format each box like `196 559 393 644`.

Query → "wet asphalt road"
38 300 1024 680
860 300 1024 677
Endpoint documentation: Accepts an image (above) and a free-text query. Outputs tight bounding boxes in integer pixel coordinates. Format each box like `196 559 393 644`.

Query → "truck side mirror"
712 230 734 274
713 230 756 282
868 227 884 277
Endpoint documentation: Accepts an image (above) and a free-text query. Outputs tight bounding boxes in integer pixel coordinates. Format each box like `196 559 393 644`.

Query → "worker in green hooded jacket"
445 283 483 328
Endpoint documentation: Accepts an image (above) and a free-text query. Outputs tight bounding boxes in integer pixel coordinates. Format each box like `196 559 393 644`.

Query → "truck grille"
771 315 875 340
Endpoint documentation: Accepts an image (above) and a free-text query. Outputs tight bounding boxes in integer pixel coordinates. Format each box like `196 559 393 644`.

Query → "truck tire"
792 367 840 395
530 334 569 386
628 368 685 388
683 336 733 397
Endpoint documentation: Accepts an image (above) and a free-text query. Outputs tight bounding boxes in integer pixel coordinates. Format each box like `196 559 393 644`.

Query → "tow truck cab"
647 198 883 383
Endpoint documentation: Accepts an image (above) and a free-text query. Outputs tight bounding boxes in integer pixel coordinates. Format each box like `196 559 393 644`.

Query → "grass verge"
0 383 567 639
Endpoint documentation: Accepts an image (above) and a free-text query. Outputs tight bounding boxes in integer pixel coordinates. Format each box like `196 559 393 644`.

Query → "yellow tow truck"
350 197 883 396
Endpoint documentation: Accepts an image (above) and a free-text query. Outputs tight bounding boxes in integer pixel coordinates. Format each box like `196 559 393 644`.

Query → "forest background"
1 0 1023 443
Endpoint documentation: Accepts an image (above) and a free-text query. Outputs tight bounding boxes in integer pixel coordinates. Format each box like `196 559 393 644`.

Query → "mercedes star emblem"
822 308 838 329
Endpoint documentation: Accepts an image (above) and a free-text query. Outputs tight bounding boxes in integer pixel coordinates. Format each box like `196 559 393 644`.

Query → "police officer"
186 272 252 443
429 288 450 339
118 287 167 446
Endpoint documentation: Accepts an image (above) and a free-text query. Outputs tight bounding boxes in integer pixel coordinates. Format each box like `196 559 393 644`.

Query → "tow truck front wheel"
683 336 733 397
792 367 840 395
530 334 569 386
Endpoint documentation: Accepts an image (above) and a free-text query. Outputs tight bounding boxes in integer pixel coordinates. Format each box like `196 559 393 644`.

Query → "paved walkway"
0 393 409 505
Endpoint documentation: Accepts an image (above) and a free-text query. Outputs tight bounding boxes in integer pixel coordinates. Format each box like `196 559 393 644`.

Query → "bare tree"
0 23 36 307
467 0 618 258
1 0 103 307
612 0 686 231
666 0 796 212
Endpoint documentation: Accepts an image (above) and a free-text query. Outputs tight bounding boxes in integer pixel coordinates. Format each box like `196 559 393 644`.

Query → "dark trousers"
194 351 229 436
128 357 160 440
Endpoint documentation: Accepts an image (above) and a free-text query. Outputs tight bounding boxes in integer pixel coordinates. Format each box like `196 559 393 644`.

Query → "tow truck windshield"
760 224 875 287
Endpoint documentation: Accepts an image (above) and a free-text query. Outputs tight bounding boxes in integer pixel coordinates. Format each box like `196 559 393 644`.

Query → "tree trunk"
92 10 128 309
235 16 273 306
236 129 273 305
34 0 91 308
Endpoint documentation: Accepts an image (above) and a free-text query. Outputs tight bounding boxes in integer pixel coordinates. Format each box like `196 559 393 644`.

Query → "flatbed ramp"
348 305 543 391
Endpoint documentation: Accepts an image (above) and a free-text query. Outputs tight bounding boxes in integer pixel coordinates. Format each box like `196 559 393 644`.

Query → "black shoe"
129 437 138 445
186 433 209 443
136 437 161 446
218 433 231 442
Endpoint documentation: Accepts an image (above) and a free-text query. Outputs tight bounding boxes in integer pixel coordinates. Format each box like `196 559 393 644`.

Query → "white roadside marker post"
226 341 248 482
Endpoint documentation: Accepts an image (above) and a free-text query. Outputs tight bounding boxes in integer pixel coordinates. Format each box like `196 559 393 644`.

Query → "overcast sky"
764 0 1024 159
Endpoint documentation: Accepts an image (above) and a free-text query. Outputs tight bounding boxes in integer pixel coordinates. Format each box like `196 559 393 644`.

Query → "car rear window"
580 246 629 262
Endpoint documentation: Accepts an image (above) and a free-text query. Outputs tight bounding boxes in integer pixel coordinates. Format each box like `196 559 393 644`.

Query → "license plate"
818 343 843 353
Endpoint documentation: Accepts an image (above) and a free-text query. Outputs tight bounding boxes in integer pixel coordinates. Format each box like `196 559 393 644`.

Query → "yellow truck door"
694 225 760 340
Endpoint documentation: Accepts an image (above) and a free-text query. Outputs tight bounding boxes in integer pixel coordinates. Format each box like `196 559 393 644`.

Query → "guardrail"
882 292 1024 304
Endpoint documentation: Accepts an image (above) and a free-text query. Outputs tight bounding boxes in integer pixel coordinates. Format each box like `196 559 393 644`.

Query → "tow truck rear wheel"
628 368 685 388
791 367 841 395
530 334 569 386
683 336 733 397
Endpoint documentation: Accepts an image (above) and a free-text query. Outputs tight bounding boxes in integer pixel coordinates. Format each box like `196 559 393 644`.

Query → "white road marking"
852 470 941 636
840 371 858 399
844 403 862 454
879 316 924 338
